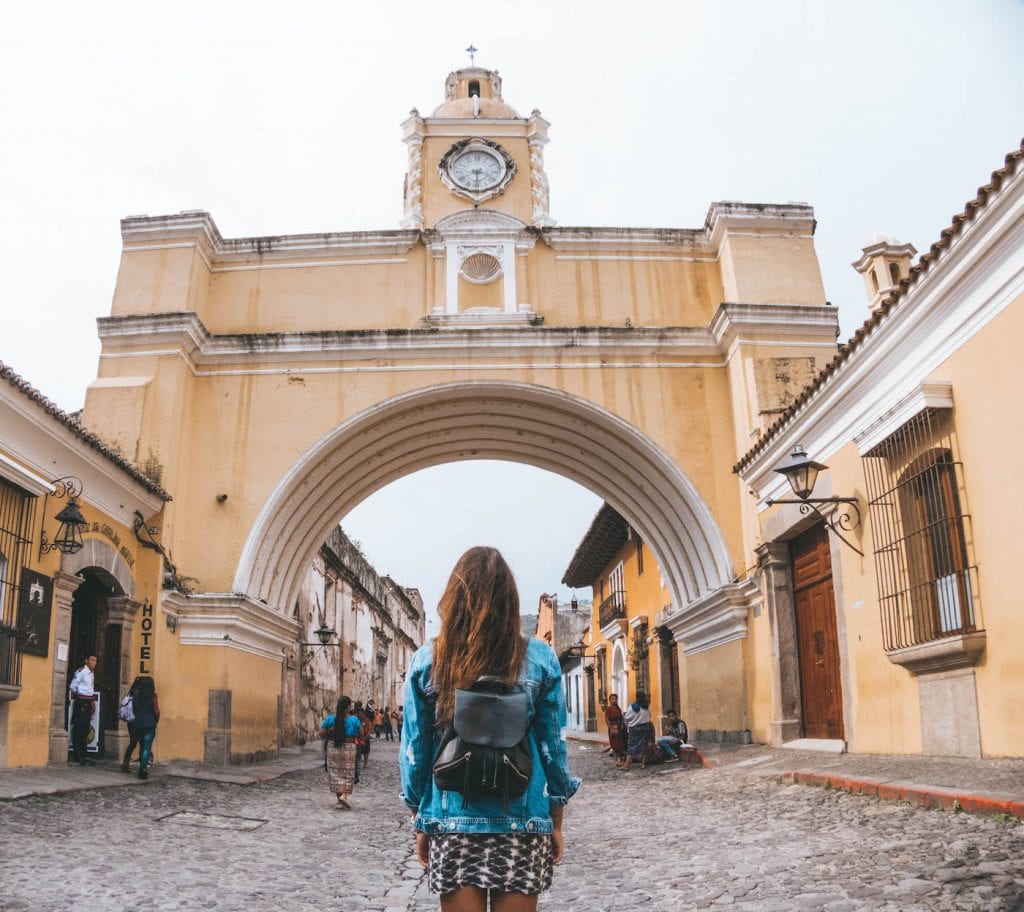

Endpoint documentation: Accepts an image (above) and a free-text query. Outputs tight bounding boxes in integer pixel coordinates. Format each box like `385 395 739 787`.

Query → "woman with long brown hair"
400 546 580 912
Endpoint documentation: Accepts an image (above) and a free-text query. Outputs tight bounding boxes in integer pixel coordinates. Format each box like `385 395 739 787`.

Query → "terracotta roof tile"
562 503 629 589
0 360 172 501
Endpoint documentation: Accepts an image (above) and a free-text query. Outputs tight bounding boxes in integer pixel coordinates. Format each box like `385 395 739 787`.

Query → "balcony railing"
598 591 627 628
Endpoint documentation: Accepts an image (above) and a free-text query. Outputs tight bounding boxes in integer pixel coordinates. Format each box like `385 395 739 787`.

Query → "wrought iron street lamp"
766 446 863 556
299 623 340 665
39 476 88 557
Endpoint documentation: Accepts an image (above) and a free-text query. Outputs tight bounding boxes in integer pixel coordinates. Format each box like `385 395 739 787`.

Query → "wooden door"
791 525 844 740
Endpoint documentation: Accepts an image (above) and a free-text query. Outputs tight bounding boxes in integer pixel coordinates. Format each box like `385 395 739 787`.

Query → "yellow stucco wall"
148 623 281 762
925 291 1024 757
589 540 672 730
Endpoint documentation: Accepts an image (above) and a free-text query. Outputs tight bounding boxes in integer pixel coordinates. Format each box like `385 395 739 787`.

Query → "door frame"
790 524 844 740
757 511 853 748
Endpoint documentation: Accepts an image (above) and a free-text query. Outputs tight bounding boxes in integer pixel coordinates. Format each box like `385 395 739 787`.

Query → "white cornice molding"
0 451 54 495
853 382 954 455
542 227 706 253
657 579 759 655
740 162 1024 500
121 212 419 267
163 590 299 662
711 302 839 353
705 202 817 250
96 305 845 373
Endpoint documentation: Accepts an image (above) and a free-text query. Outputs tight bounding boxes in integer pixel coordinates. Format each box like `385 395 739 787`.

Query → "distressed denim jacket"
400 637 581 835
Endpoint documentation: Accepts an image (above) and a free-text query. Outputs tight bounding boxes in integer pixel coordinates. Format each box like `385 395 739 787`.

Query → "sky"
2 1 1022 631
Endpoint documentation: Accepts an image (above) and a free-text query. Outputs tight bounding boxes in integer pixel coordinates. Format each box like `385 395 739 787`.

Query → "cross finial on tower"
465 44 478 66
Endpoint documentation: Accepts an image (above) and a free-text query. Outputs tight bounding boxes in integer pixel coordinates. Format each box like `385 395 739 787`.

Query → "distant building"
563 505 682 739
283 527 424 747
534 593 593 731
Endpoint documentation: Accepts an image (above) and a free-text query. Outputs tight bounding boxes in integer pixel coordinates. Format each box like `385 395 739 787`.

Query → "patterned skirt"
428 832 554 896
326 742 357 797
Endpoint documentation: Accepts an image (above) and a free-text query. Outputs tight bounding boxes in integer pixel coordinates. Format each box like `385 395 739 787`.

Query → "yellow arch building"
78 64 840 763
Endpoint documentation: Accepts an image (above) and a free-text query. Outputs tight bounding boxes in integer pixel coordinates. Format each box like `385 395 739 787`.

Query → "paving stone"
2 740 1024 910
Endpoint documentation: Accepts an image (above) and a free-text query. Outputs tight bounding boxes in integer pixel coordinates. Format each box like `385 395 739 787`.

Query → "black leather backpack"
433 677 533 808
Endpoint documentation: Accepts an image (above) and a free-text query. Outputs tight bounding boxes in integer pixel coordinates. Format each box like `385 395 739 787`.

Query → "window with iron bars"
862 408 980 652
0 478 39 687
629 622 650 696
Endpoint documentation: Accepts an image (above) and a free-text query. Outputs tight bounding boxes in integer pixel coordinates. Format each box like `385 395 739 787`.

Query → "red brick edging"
777 770 1024 818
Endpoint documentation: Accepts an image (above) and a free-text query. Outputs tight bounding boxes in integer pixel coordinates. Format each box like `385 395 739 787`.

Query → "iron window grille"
629 622 650 696
0 479 38 687
862 408 981 652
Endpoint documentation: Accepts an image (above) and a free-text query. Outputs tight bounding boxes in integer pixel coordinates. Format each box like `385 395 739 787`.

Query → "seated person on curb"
657 709 689 761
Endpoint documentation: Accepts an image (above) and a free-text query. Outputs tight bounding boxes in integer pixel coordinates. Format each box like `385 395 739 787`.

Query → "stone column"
48 570 82 764
756 542 802 746
104 596 140 762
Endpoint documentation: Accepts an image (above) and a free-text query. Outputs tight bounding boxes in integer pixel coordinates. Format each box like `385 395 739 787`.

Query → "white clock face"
449 149 504 191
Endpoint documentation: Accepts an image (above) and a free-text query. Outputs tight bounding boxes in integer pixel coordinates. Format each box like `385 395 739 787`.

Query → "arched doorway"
66 571 123 756
611 639 628 706
58 541 139 761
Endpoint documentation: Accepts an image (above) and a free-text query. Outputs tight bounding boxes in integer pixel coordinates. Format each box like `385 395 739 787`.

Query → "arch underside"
234 381 734 618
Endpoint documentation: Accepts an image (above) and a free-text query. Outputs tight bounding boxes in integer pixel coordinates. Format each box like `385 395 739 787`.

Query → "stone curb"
777 769 1024 818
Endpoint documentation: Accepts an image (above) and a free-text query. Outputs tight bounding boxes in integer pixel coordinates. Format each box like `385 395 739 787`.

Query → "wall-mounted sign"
138 600 154 674
17 569 52 658
87 521 136 569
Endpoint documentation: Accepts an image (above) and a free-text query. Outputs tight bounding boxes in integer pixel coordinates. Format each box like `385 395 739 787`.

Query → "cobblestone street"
1 740 1022 912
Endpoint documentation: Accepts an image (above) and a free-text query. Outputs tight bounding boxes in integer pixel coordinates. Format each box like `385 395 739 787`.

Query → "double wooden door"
790 524 844 740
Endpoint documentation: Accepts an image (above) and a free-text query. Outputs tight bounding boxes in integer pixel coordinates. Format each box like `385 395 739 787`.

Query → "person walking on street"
68 654 98 766
400 546 581 912
604 693 628 769
374 708 384 739
131 675 160 780
120 676 142 772
383 705 395 742
326 696 361 809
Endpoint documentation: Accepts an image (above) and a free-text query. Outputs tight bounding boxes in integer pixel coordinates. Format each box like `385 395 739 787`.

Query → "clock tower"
401 65 553 321
401 66 553 231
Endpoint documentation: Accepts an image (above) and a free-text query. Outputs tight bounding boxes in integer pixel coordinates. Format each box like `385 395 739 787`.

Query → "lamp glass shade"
314 624 336 646
52 499 87 554
773 446 828 500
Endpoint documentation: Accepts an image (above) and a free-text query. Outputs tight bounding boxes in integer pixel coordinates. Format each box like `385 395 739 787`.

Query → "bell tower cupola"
852 234 917 314
400 61 553 232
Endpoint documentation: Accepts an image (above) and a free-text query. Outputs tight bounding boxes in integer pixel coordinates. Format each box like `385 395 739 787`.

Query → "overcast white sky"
2 1 1022 631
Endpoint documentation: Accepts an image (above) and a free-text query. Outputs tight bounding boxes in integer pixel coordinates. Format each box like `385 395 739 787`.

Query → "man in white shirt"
69 654 97 765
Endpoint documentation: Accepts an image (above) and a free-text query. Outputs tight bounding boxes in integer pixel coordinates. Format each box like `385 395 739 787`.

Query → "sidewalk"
568 733 1024 819
0 742 323 801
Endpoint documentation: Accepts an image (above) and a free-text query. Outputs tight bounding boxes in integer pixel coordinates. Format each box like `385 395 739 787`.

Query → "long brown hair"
431 546 526 722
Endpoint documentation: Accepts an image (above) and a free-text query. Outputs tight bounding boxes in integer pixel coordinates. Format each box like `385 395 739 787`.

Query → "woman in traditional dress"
604 693 628 769
621 691 654 770
326 695 361 809
400 546 581 912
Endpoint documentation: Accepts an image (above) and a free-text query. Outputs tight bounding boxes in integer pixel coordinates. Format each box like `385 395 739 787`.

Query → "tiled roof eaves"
0 361 172 501
561 503 630 589
733 139 1024 475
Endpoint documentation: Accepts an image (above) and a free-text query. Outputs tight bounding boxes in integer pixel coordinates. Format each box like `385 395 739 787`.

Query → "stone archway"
233 380 734 625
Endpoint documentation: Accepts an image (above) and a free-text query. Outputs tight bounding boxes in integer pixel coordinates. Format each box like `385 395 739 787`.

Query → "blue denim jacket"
400 637 581 835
